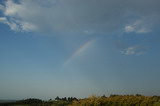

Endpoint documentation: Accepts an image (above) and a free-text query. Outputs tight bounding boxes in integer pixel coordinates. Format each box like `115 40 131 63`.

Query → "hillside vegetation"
1 94 160 106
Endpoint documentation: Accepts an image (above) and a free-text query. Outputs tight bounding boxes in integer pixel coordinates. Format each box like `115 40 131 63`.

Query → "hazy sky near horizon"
0 0 160 100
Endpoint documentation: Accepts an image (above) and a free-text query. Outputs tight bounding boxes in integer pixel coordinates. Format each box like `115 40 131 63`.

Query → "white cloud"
4 0 21 16
125 26 135 33
124 19 151 34
0 16 37 31
21 22 37 31
0 17 19 31
121 45 147 55
136 28 151 34
0 0 160 34
0 17 6 21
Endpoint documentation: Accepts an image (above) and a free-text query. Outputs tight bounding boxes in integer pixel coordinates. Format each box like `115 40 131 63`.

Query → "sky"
0 0 160 100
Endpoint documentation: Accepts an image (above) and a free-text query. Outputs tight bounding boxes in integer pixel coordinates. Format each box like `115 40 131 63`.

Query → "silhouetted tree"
101 94 106 98
62 97 67 101
55 96 60 101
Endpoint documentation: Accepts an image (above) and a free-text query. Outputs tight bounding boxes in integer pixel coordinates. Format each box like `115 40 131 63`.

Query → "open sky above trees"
0 0 160 100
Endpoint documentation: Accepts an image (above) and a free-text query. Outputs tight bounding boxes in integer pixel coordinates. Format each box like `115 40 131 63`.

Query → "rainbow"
64 39 95 65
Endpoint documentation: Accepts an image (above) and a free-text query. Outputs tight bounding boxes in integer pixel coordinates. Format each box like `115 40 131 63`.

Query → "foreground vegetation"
1 94 160 106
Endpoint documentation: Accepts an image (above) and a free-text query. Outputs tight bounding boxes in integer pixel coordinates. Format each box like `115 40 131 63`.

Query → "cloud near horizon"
0 0 160 34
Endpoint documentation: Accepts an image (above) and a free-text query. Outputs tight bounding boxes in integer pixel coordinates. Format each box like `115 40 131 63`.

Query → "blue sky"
0 0 160 100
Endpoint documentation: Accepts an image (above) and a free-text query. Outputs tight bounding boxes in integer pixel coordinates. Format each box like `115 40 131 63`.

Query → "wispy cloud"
124 19 152 34
0 0 160 34
0 16 37 31
0 17 19 31
0 3 4 11
120 45 148 55
64 39 95 65
115 40 148 55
